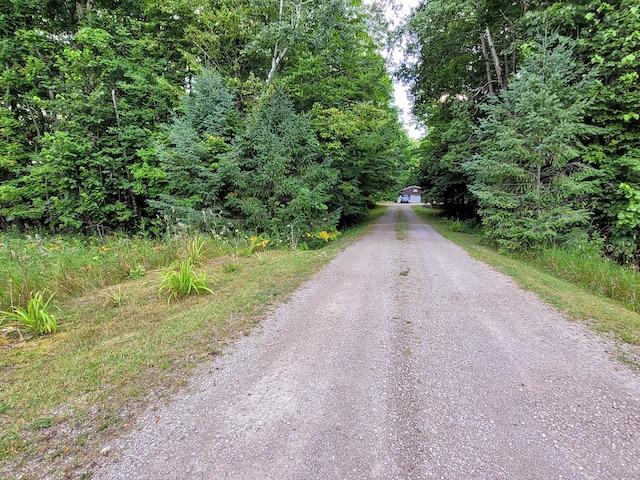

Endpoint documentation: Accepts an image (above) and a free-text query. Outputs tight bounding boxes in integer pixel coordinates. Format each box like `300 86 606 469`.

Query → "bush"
302 230 340 249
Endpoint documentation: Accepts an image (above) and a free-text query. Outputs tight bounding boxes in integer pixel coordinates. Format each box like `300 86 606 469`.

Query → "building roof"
399 185 422 194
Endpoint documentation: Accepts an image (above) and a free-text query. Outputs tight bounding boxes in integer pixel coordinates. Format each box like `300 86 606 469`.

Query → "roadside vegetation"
0 206 386 479
413 207 640 347
401 0 640 268
395 209 408 240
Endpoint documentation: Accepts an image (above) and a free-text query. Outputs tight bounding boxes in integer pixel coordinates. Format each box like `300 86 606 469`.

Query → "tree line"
0 0 409 242
401 0 639 265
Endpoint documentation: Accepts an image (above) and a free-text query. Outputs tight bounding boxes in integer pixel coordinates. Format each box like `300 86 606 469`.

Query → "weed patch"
395 209 408 240
0 234 181 310
158 259 214 303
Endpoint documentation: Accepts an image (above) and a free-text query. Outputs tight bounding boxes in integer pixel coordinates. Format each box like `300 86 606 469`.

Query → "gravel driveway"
94 204 640 479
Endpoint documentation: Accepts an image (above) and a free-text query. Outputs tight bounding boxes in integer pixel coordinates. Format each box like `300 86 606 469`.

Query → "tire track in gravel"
94 204 640 480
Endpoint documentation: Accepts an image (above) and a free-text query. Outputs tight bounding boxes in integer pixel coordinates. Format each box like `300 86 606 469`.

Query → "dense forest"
2 0 639 264
400 0 640 265
0 0 410 242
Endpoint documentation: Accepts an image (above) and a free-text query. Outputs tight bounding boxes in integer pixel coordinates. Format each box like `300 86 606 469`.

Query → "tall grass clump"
158 259 214 303
534 246 640 313
0 232 183 310
0 290 58 336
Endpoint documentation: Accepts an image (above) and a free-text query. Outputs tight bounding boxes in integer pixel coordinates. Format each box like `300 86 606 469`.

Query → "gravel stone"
93 205 640 479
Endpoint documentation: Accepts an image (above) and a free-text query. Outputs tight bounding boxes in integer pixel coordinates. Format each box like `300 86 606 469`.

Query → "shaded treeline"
0 0 410 242
401 0 640 265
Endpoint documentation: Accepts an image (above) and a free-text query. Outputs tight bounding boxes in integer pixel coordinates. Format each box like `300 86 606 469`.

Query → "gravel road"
94 204 640 479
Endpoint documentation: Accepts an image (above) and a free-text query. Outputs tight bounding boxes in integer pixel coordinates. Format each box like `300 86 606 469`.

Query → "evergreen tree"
222 86 337 238
464 33 599 251
150 69 237 227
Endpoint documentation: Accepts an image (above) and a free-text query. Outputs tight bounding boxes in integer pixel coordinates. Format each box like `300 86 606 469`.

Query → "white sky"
367 0 425 139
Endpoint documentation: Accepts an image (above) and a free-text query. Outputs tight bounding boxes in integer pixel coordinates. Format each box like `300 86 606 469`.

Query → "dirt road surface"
95 205 640 479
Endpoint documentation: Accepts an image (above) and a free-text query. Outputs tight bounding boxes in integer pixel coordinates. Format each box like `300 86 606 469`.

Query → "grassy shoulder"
0 206 387 479
395 208 408 240
412 206 640 347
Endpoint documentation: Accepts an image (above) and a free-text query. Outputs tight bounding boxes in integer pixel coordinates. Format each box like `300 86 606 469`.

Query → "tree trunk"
23 99 41 154
485 27 506 90
112 89 121 128
480 33 495 96
266 0 309 85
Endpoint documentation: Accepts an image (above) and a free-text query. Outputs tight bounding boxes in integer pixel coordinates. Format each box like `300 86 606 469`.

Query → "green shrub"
447 219 467 233
128 264 146 279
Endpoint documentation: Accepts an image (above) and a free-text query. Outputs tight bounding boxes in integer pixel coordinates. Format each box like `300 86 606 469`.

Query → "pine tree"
464 32 599 251
222 86 337 237
149 69 237 228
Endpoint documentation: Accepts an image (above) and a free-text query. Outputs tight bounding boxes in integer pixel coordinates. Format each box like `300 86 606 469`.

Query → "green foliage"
310 103 409 224
464 33 599 252
399 0 532 219
0 232 180 310
446 219 470 233
0 0 411 241
284 1 393 110
617 183 640 229
580 0 640 263
0 0 184 232
533 244 640 314
149 69 237 226
302 229 341 249
1 290 58 336
400 0 484 113
415 98 476 214
223 86 337 239
128 264 147 279
158 259 214 303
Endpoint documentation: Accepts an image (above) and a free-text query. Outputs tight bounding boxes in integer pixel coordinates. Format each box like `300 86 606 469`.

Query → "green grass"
533 247 639 314
395 209 408 240
0 206 386 479
158 259 214 303
0 233 185 311
413 206 640 346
